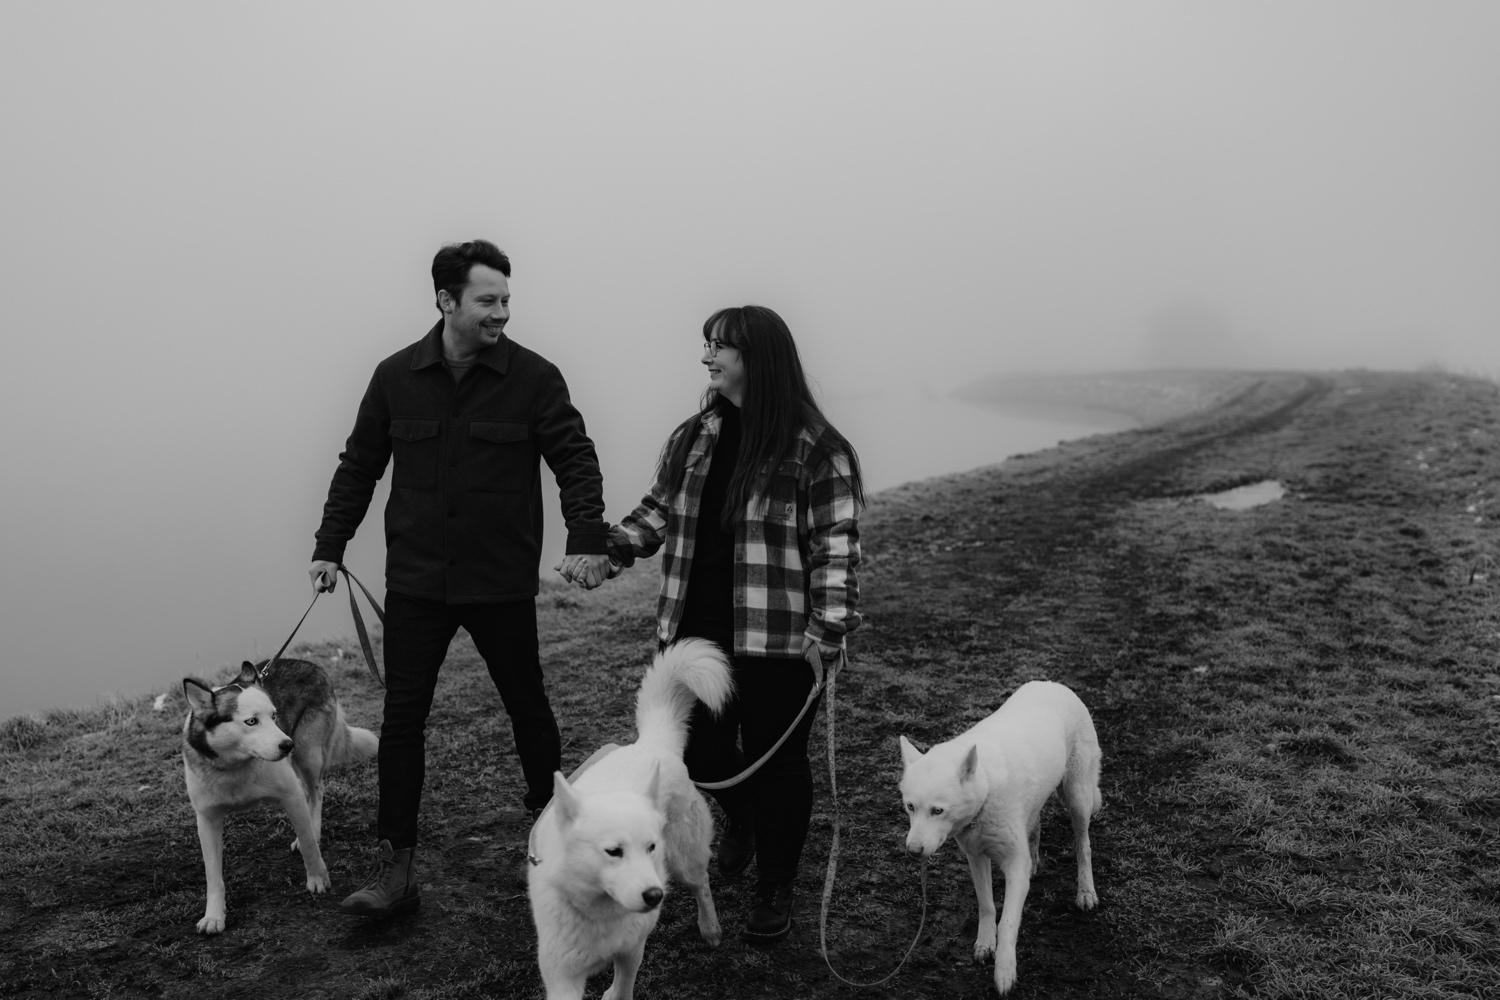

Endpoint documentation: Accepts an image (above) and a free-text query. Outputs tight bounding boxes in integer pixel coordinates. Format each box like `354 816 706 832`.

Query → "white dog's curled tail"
635 638 734 755
328 704 379 767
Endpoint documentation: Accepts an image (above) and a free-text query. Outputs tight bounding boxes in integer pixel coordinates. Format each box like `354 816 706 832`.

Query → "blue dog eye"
245 718 258 726
931 806 944 816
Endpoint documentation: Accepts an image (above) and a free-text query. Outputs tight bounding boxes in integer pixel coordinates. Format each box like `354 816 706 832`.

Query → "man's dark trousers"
377 591 560 849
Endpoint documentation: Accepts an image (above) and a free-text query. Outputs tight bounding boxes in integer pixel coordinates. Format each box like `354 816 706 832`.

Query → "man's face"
441 264 510 354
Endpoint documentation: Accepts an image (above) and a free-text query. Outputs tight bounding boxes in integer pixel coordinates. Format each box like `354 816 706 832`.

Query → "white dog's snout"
906 839 937 858
904 823 944 858
642 886 664 909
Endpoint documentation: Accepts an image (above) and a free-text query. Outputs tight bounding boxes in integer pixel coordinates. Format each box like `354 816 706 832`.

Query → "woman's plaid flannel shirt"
608 409 862 658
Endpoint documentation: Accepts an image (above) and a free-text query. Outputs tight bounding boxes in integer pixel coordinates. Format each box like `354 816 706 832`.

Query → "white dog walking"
899 680 1102 995
527 638 733 1000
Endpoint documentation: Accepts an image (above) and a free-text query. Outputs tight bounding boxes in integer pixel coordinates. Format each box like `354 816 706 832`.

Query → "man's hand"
308 560 340 593
554 553 612 590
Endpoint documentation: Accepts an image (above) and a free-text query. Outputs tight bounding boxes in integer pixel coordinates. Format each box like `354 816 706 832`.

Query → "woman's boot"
744 878 794 943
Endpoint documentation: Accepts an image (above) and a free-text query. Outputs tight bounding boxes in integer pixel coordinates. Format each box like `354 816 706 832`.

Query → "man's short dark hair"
432 240 511 311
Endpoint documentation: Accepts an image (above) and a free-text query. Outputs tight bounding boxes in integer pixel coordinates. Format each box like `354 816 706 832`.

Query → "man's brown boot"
340 840 420 917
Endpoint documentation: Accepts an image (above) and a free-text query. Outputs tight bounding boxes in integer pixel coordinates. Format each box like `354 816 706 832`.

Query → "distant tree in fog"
1139 301 1249 370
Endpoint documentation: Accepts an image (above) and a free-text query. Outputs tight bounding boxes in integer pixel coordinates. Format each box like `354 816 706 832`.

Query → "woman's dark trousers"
377 591 562 849
676 621 822 884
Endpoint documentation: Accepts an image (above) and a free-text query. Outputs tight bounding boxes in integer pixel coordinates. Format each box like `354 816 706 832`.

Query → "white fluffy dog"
527 639 732 1000
899 680 1102 996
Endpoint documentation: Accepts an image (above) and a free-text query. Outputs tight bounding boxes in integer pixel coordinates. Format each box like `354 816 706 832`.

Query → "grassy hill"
3 369 1497 999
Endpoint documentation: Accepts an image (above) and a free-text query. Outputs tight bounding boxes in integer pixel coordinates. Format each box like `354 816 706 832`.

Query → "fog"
2 3 1496 717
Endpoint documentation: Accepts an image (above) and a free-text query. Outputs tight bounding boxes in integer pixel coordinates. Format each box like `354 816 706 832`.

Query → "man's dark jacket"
313 321 608 603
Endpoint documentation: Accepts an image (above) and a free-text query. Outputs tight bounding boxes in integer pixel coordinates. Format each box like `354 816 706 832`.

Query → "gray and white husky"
181 658 377 934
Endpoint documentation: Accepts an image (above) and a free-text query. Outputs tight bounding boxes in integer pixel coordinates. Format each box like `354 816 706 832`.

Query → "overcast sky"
2 2 1496 715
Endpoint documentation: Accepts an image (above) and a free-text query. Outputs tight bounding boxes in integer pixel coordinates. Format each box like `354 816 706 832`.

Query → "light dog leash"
527 644 929 985
816 648 930 988
691 653 826 791
258 564 385 688
689 646 930 984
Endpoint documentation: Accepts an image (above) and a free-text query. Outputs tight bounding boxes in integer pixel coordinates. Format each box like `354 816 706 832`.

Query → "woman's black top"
680 403 741 629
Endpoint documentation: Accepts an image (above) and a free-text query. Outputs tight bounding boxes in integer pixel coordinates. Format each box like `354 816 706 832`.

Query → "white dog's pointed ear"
236 661 259 686
183 678 214 713
552 771 580 827
959 744 979 783
645 760 663 809
899 735 922 767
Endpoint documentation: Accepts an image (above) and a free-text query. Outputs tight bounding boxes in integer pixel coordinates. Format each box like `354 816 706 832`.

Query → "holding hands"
554 553 614 590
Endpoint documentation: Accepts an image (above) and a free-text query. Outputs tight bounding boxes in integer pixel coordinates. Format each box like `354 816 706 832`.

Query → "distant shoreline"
0 368 1289 724
956 368 1264 428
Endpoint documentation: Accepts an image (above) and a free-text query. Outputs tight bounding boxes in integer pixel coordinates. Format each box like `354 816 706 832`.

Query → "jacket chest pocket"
762 474 800 527
467 420 531 493
390 418 441 490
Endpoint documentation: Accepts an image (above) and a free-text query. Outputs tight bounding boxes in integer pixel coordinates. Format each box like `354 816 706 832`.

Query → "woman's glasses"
702 338 734 357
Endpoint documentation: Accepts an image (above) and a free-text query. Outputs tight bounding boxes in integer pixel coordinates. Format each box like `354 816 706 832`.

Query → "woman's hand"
801 635 839 674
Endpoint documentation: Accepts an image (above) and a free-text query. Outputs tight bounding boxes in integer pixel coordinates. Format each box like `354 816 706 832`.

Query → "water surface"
0 393 1117 718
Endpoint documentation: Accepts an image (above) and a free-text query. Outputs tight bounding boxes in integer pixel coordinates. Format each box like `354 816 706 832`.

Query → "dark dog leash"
258 564 385 688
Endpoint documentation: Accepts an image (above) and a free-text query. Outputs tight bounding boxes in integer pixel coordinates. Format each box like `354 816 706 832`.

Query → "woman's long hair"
657 305 865 527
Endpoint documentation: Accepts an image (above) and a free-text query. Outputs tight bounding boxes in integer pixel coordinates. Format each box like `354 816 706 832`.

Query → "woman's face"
703 329 747 406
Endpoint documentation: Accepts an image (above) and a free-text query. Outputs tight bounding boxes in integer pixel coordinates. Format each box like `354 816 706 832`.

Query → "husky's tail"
327 703 380 768
635 638 734 757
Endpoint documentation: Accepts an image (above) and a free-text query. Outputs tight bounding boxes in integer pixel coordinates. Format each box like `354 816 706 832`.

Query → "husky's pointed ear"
899 735 922 767
959 744 979 783
236 661 259 685
645 761 663 808
183 678 215 713
552 771 580 827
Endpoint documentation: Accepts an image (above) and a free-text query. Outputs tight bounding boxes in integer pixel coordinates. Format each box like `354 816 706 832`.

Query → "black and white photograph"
1 4 1496 998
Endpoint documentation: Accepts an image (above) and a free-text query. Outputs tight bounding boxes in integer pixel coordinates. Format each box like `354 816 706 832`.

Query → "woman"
606 304 865 944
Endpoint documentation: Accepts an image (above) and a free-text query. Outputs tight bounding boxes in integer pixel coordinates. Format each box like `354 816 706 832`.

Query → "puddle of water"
1198 479 1286 510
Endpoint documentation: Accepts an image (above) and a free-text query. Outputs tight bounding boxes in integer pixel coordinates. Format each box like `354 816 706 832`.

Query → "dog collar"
527 852 541 866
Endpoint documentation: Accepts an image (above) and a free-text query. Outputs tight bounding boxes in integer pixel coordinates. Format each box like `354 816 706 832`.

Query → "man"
309 240 611 918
